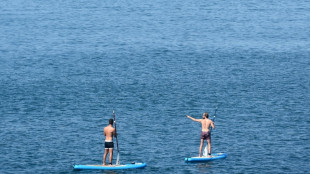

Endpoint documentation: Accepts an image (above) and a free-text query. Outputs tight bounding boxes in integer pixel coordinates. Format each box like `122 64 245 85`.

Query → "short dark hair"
109 119 114 125
203 112 209 118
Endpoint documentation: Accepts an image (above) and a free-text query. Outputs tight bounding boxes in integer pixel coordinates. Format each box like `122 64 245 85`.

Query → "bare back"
104 125 115 141
200 119 215 131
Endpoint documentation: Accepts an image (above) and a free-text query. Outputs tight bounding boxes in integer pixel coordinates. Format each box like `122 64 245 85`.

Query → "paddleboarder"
186 112 215 157
103 119 116 165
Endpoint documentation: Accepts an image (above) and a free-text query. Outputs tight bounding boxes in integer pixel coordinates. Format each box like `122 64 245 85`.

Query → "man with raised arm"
103 119 116 165
186 112 215 157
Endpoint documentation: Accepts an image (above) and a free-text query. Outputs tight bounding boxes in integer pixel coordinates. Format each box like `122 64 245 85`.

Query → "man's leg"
109 148 113 165
199 139 204 157
207 139 211 157
103 149 108 165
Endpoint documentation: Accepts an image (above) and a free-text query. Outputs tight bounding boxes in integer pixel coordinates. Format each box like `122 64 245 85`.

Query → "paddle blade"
203 146 208 156
116 153 120 165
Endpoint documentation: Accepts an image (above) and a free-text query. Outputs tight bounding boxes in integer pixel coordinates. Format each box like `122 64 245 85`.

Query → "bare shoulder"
108 126 115 132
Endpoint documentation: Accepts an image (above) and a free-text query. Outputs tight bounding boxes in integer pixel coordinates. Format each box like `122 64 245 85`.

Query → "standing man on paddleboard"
103 119 116 165
186 112 215 157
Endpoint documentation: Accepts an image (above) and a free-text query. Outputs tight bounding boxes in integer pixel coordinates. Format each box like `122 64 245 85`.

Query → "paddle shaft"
210 106 218 131
113 111 119 153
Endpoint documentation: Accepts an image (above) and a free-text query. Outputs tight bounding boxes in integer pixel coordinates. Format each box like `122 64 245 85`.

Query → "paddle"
113 110 120 165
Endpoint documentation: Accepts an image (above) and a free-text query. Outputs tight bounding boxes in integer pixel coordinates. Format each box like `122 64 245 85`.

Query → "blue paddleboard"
73 163 147 170
185 153 227 162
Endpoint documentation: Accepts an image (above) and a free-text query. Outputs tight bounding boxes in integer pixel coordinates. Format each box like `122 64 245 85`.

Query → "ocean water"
0 0 309 173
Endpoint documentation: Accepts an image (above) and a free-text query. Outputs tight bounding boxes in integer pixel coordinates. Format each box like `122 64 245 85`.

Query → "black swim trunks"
105 141 114 149
201 131 211 140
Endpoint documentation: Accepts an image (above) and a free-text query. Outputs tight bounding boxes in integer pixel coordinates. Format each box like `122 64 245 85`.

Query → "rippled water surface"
0 0 309 173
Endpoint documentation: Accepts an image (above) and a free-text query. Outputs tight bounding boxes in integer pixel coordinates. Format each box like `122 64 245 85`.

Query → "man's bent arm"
211 122 215 129
113 129 117 138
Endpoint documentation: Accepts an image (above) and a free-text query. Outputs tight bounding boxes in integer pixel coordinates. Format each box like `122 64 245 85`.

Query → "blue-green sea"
0 0 309 173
